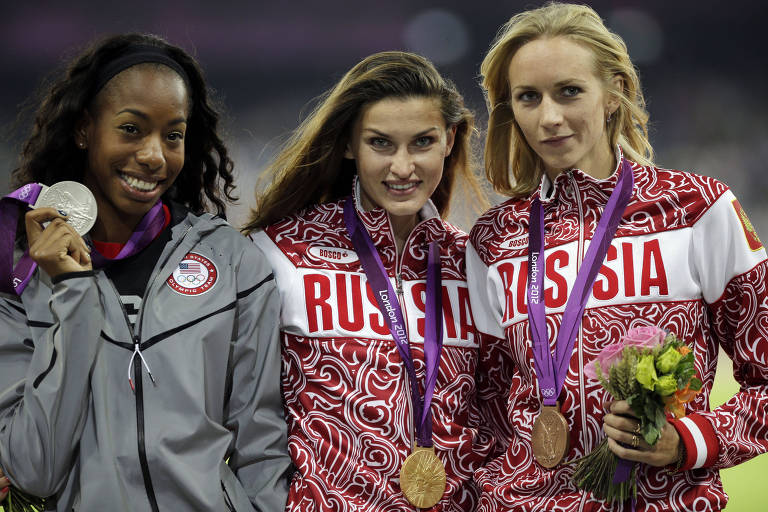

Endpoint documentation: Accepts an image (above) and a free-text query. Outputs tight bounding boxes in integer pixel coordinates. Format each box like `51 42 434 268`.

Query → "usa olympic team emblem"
167 253 218 296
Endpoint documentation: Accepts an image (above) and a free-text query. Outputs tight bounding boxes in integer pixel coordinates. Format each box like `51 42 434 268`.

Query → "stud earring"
606 111 614 124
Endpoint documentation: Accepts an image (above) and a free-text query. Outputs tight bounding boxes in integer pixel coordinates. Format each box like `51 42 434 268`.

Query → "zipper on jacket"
569 175 591 512
221 481 236 512
93 220 199 511
385 212 429 453
103 275 161 512
134 350 160 512
134 224 193 335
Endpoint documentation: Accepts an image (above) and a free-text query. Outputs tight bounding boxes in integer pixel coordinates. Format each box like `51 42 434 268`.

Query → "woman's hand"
603 400 681 467
25 207 92 278
1 466 9 502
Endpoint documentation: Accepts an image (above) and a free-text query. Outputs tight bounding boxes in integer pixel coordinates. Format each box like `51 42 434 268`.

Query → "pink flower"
622 325 666 350
585 343 625 381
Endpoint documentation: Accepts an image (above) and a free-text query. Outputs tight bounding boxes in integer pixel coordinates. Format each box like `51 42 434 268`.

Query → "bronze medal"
531 403 569 468
400 445 446 509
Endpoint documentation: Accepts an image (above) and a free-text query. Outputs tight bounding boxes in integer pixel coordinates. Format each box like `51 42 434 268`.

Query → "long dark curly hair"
10 32 235 217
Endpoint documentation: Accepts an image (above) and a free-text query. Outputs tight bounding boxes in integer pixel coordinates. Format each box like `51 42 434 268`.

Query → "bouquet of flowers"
571 325 702 502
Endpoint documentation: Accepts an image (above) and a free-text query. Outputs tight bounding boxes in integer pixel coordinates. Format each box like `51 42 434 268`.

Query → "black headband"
92 44 191 97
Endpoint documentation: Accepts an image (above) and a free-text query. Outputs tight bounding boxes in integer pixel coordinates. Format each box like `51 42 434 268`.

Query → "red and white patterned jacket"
466 154 768 511
252 184 494 512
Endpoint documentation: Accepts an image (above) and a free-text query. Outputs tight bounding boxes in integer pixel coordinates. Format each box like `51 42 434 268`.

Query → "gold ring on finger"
634 423 642 434
631 434 639 449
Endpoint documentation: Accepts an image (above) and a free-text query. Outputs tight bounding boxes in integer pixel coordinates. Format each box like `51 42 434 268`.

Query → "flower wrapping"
571 326 702 502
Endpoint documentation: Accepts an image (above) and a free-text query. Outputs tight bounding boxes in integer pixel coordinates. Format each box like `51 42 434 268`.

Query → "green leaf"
644 423 660 445
689 377 703 391
628 394 644 418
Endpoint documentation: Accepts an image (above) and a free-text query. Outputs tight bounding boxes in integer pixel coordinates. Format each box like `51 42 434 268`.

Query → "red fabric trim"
669 418 698 471
91 203 171 258
689 413 719 467
670 414 720 470
92 240 122 259
160 204 171 230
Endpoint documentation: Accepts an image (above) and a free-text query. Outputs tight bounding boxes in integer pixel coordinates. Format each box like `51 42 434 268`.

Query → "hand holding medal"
25 207 92 277
1 181 97 294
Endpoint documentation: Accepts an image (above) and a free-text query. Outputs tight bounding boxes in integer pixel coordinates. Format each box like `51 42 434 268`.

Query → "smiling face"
78 64 189 242
508 36 619 180
345 96 455 233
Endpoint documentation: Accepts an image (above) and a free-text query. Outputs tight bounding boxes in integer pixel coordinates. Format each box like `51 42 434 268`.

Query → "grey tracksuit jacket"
0 209 290 511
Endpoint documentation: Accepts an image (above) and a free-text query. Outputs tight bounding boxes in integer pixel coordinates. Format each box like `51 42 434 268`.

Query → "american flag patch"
179 262 202 274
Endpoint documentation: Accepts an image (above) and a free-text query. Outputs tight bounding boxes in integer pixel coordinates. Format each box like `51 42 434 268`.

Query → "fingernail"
58 209 68 216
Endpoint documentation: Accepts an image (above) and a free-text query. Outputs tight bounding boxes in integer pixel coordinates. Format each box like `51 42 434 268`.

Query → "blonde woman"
467 3 768 510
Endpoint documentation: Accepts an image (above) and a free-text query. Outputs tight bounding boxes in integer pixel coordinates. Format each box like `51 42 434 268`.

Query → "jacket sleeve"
671 190 768 471
466 242 516 455
224 243 291 511
0 272 103 496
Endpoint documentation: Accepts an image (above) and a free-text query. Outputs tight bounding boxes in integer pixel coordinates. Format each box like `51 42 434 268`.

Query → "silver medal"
33 181 98 235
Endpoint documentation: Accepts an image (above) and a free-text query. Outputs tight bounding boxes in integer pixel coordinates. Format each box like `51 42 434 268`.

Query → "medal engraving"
531 404 569 468
399 446 446 509
34 181 97 235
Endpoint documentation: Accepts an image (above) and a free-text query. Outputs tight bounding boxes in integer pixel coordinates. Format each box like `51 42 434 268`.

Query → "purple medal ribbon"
343 198 443 447
1 184 46 294
527 159 633 406
527 160 634 481
88 200 166 268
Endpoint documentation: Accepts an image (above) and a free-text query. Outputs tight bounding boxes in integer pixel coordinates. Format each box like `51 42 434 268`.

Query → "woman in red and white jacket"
467 3 768 511
244 51 494 511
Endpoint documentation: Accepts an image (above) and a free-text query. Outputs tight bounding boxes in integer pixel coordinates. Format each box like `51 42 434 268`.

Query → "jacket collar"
350 177 444 245
538 145 628 205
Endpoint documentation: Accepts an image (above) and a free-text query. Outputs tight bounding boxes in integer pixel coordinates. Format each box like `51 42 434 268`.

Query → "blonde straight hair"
480 2 653 197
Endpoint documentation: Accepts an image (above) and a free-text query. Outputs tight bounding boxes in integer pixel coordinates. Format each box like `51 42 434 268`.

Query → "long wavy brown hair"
243 51 486 233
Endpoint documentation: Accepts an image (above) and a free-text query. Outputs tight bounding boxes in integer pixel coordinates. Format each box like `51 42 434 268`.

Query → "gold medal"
531 403 569 468
399 445 446 509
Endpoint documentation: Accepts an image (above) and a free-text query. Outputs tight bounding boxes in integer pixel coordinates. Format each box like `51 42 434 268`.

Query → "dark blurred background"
2 0 767 234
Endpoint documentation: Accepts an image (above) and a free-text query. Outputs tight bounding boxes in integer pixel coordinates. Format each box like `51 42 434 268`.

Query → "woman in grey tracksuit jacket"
0 34 290 511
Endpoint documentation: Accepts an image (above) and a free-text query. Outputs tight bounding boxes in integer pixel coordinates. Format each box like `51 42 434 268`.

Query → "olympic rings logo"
541 388 556 398
176 273 206 285
19 184 33 200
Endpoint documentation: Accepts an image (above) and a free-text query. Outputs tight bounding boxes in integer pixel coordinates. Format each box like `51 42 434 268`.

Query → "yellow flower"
654 375 677 396
656 346 683 374
636 354 658 391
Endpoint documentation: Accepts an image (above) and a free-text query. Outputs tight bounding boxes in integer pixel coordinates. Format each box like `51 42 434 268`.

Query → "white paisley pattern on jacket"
252 187 495 512
466 154 768 512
